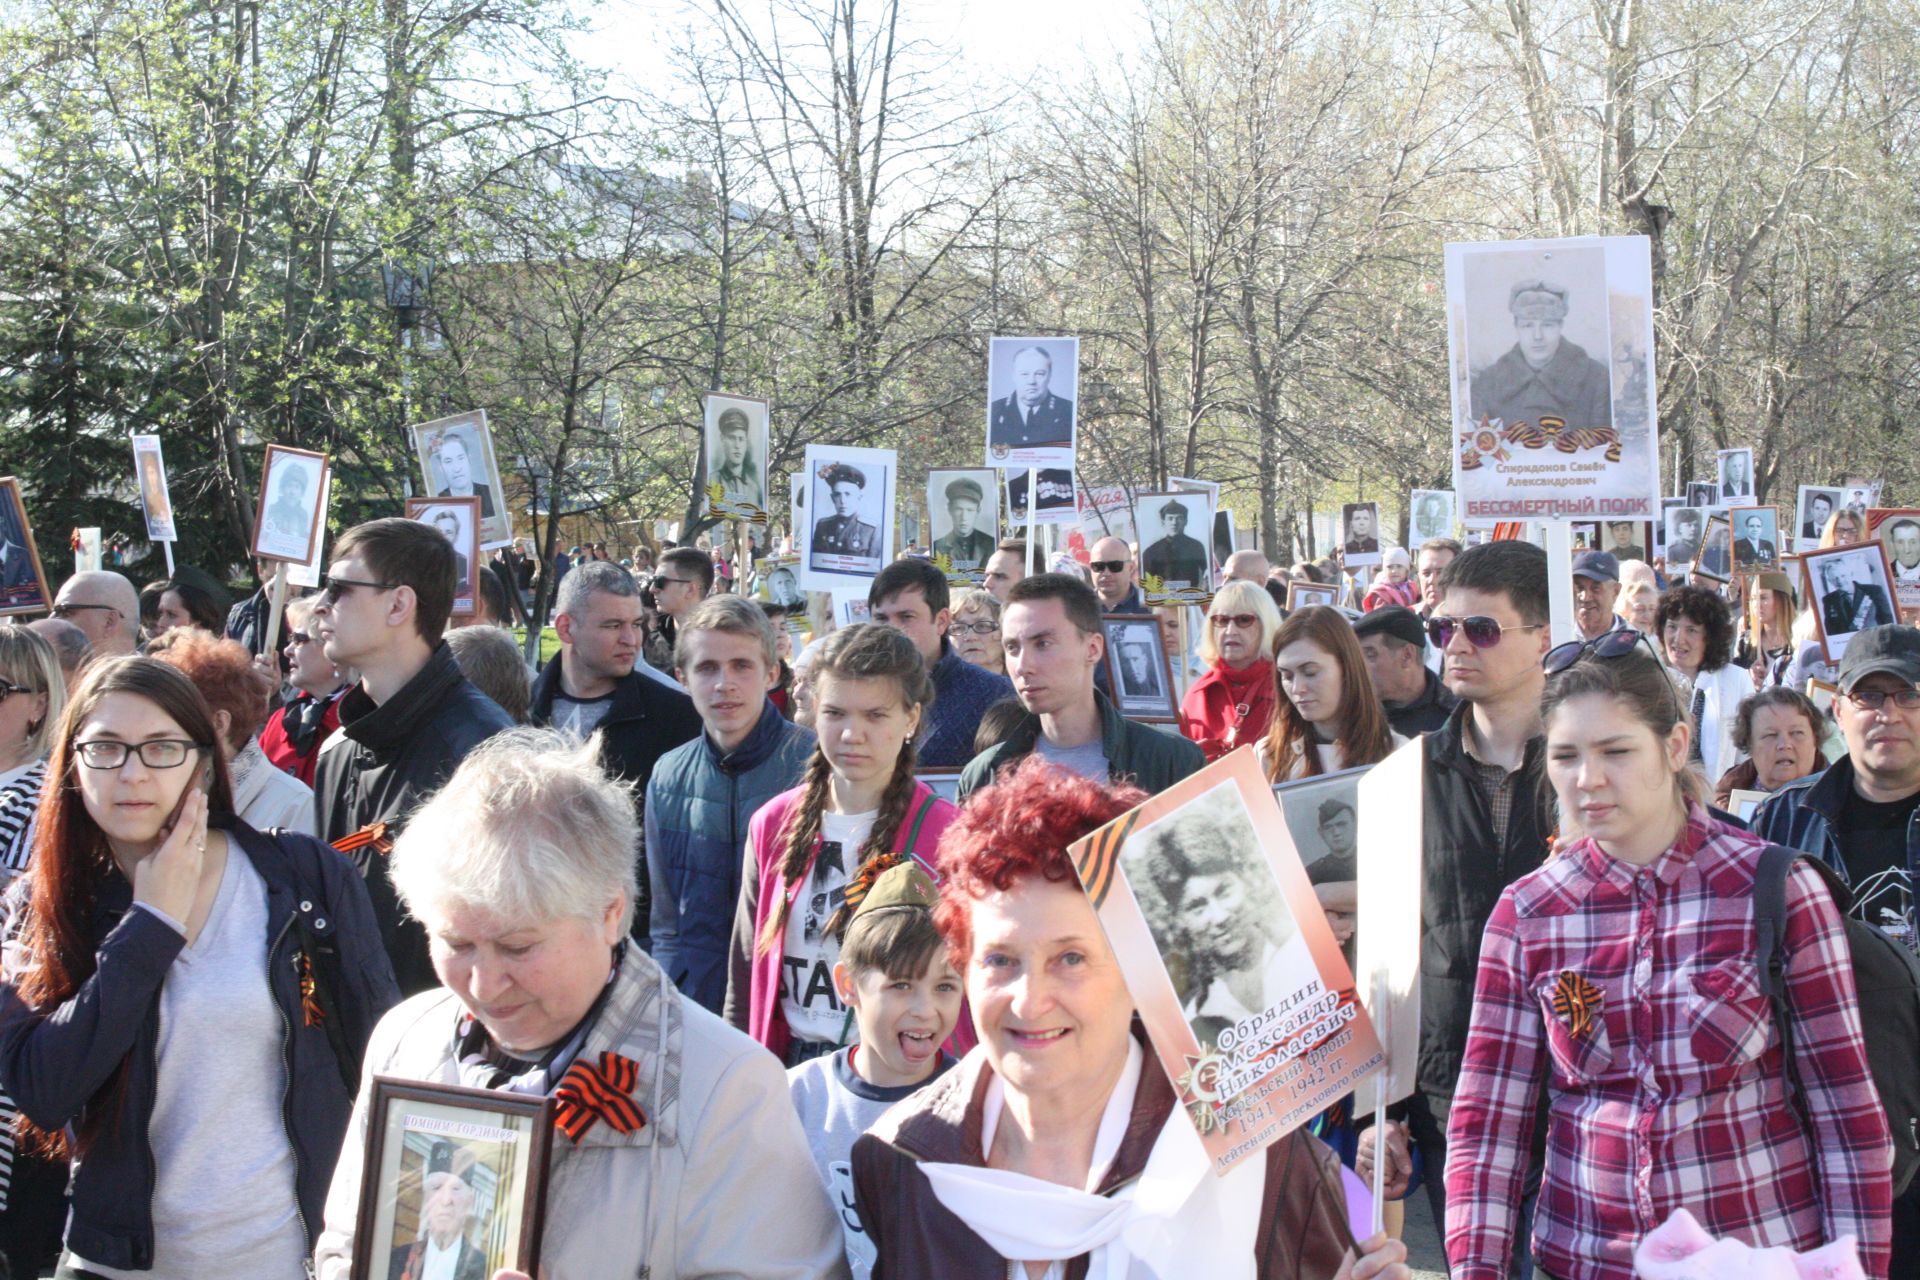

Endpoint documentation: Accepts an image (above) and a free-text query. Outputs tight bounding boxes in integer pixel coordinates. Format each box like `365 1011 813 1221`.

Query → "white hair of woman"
1198 578 1284 667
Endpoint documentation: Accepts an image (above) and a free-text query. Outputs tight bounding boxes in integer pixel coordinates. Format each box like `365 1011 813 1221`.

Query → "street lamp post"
381 256 433 493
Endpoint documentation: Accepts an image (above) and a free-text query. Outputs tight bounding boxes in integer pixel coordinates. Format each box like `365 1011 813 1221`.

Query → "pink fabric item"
1634 1208 1865 1280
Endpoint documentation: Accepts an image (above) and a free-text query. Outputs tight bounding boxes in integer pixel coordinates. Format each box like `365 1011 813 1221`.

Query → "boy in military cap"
1468 277 1613 431
931 476 993 569
812 463 881 561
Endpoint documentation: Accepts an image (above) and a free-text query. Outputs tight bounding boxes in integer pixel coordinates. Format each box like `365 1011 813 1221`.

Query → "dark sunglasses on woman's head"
1542 627 1655 675
1089 560 1129 575
1424 614 1546 651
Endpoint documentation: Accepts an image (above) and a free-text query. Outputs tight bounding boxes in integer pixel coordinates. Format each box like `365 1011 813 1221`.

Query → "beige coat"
315 947 849 1280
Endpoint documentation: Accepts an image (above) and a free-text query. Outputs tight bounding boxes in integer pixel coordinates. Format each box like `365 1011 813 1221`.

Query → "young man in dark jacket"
531 560 703 939
311 518 515 993
958 573 1202 797
869 558 1015 768
645 596 814 1013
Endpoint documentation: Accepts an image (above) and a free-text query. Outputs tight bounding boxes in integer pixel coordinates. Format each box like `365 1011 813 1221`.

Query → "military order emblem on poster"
406 497 482 617
1135 490 1215 602
130 435 177 542
926 467 997 582
1068 749 1383 1174
800 444 895 594
702 392 771 524
1446 236 1659 521
0 478 51 616
250 446 329 565
351 1078 552 1280
411 410 512 550
985 336 1078 470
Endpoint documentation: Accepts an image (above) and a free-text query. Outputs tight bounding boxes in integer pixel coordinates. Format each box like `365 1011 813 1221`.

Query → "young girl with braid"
724 624 958 1065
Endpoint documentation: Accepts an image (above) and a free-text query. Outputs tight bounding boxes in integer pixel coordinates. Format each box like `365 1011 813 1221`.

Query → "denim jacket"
1751 755 1919 951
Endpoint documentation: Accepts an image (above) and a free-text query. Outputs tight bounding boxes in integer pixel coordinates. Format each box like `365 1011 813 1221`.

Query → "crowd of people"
0 495 1912 1280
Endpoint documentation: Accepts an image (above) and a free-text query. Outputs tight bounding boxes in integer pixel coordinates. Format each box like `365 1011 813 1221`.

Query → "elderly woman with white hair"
1179 579 1283 760
314 728 849 1280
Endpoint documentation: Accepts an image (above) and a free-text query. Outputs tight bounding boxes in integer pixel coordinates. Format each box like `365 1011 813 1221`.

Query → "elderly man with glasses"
51 570 142 659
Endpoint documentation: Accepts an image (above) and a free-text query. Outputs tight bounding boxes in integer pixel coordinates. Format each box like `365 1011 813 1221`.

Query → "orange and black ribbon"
329 821 392 862
839 852 906 919
553 1051 646 1142
298 951 325 1027
1551 971 1603 1040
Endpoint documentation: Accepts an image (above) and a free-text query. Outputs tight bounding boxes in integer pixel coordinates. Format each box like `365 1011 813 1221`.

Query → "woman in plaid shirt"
1444 637 1892 1280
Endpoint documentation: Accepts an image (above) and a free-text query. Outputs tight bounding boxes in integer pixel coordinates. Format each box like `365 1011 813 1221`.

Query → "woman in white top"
1654 583 1749 784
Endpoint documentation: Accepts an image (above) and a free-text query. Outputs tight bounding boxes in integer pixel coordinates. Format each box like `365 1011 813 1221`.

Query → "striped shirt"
0 758 46 1209
1443 806 1891 1279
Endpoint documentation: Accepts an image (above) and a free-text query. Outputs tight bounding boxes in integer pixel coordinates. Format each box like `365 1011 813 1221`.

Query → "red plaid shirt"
1443 806 1892 1280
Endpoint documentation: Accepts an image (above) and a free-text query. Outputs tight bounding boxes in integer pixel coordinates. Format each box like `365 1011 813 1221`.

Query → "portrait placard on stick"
754 554 805 609
799 444 895 594
927 467 997 583
72 528 102 574
412 410 512 550
1865 508 1920 619
1796 486 1844 552
0 478 51 616
1692 512 1732 583
286 472 332 590
1715 448 1757 503
1409 490 1455 543
1803 540 1900 660
251 446 329 565
1101 614 1178 724
985 336 1078 470
1135 490 1215 604
130 435 177 542
1003 467 1076 526
406 497 482 617
1446 236 1658 521
1068 748 1383 1175
1352 739 1423 1116
1286 582 1338 612
1729 505 1781 573
701 392 771 524
1340 502 1382 568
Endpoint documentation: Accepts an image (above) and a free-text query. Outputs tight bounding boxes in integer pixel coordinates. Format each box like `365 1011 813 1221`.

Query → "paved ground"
1401 1187 1448 1278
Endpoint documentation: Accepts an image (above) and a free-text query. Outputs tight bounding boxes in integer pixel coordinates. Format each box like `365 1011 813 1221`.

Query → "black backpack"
1755 844 1920 1196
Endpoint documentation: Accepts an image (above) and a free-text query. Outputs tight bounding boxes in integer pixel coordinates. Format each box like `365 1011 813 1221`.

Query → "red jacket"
1179 659 1277 761
258 689 345 786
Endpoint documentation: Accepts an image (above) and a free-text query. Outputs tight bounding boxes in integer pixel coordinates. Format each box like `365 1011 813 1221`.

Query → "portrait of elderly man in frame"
1468 277 1612 431
389 1139 488 1280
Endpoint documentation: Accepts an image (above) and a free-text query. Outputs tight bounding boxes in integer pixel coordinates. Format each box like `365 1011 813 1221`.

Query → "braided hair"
755 624 936 954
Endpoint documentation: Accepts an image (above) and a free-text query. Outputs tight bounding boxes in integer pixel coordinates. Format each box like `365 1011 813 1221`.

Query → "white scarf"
921 1040 1263 1279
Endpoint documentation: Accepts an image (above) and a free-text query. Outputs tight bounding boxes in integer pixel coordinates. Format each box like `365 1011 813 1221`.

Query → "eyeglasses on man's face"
73 739 206 770
1845 687 1920 712
1425 614 1545 651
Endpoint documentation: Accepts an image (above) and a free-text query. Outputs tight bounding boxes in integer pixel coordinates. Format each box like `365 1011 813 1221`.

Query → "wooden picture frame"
1285 581 1338 612
406 496 482 617
1801 539 1901 663
1101 612 1179 724
0 477 51 617
1865 506 1920 619
250 444 330 565
350 1076 554 1280
1690 511 1732 584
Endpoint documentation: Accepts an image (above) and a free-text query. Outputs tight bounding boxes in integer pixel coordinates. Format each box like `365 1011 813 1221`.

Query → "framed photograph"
701 392 770 523
286 471 333 590
0 478 51 617
1101 614 1178 723
1796 486 1844 552
1664 505 1706 567
1003 467 1076 527
1134 491 1215 601
1600 518 1651 565
1569 521 1600 551
1807 678 1838 716
1685 481 1717 508
1655 497 1684 557
130 434 177 542
1728 505 1781 573
412 410 512 550
1841 478 1881 512
1727 788 1768 824
1339 502 1382 568
1286 581 1338 612
916 769 964 804
1409 489 1455 543
350 1077 553 1280
1067 750 1384 1174
755 554 804 609
406 497 482 617
985 335 1078 469
926 467 997 579
787 473 806 545
1272 765 1367 913
838 595 872 627
1691 512 1732 584
1716 448 1756 503
1802 540 1900 662
250 445 329 565
799 443 896 593
1866 507 1920 617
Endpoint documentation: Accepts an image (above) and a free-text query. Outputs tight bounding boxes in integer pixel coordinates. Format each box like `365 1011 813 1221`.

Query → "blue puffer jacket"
645 702 814 1012
1751 754 1920 951
0 815 399 1270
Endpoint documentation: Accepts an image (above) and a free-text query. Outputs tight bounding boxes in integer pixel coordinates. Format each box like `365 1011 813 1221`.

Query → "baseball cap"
1835 625 1920 693
1572 551 1619 583
1352 605 1426 649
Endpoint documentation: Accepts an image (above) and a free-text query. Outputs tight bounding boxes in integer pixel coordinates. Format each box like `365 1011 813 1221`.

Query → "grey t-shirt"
1035 733 1110 783
552 690 616 738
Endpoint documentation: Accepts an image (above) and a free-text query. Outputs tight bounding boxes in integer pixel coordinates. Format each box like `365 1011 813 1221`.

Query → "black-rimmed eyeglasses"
74 739 207 770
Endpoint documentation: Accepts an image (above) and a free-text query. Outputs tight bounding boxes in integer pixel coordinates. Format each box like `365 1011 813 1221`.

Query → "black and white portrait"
1716 448 1756 503
800 444 895 591
1212 509 1236 570
985 336 1078 466
1878 513 1920 584
411 411 511 549
1462 246 1612 432
252 445 328 564
1808 543 1899 659
1274 767 1367 956
1664 506 1705 566
406 497 480 616
761 559 803 609
1656 497 1684 557
1341 503 1382 568
1685 481 1716 509
1694 513 1732 582
702 393 770 520
1118 783 1306 1048
1797 486 1844 550
1134 491 1214 590
1004 467 1076 526
1731 506 1780 572
1409 490 1454 543
927 468 997 571
1286 582 1338 612
131 435 176 542
1101 617 1176 721
789 474 806 546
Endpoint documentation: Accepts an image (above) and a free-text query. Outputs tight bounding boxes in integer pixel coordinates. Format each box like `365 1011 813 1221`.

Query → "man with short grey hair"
1222 549 1270 585
25 617 91 684
51 570 140 659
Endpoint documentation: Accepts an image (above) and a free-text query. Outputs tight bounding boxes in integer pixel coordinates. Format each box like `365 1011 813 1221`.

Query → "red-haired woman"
0 657 397 1278
852 756 1411 1279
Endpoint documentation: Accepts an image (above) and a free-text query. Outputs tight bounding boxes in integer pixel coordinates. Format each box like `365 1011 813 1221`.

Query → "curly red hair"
933 756 1146 969
148 628 274 752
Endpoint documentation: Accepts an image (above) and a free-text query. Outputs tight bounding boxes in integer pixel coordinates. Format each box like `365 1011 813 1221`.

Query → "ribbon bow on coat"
553 1051 646 1142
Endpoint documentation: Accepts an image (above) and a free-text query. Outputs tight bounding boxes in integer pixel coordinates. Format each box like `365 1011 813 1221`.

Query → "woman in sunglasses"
0 657 398 1280
257 597 350 786
1181 580 1283 760
1444 639 1890 1280
1654 584 1749 784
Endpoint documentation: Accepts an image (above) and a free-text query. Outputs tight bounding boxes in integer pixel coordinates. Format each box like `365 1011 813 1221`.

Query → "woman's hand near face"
133 787 208 925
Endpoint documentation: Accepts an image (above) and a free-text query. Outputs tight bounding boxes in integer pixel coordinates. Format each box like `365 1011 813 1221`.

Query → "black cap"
1835 625 1920 694
1572 550 1620 583
1352 605 1425 649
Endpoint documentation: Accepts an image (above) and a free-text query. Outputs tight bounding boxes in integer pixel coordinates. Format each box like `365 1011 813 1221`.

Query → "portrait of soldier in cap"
389 1139 488 1280
810 462 881 563
710 406 762 510
1140 497 1209 587
987 340 1076 452
1468 277 1613 431
930 473 995 568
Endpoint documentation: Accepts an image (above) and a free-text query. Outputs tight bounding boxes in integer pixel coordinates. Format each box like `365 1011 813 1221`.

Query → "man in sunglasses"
1752 623 1920 1271
51 570 141 660
1358 540 1554 1278
309 518 515 993
641 546 713 675
1086 536 1147 615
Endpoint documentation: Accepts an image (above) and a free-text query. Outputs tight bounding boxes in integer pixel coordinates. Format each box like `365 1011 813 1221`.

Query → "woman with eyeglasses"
1444 641 1890 1280
1654 584 1749 784
258 597 350 785
0 657 398 1280
1181 580 1282 761
947 586 1005 675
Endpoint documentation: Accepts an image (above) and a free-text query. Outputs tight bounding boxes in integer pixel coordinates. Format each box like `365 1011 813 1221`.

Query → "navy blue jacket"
0 816 398 1270
1751 755 1919 950
644 701 814 1011
920 641 1016 768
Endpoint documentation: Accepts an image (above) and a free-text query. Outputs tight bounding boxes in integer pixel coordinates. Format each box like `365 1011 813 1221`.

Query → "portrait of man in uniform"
388 1140 488 1280
1665 508 1703 565
1818 551 1895 638
1604 520 1646 564
1411 491 1453 542
1140 498 1209 587
1467 278 1612 431
987 339 1076 455
930 474 994 568
1342 503 1381 558
811 463 881 562
1733 509 1778 570
710 407 761 510
264 465 315 545
1696 515 1732 581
